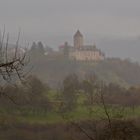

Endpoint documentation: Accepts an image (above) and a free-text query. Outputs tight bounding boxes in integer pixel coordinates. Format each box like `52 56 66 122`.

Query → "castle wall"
69 50 104 61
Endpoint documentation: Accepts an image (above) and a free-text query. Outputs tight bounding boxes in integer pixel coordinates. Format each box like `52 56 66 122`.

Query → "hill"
28 53 140 87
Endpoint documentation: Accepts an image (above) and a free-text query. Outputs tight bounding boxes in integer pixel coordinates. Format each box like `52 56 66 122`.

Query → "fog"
1 0 140 39
1 1 140 139
0 0 140 61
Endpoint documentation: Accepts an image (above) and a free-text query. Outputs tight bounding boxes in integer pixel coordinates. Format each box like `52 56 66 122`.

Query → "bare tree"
0 28 27 102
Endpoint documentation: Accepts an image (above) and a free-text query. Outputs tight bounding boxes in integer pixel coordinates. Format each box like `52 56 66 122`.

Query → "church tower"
74 30 84 49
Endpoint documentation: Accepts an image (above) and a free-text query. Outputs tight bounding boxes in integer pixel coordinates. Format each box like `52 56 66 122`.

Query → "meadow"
0 90 140 125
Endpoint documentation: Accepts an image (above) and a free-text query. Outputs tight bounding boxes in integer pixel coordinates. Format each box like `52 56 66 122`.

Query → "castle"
59 30 105 61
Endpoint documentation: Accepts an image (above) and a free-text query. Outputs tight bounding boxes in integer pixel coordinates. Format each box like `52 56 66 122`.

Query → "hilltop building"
59 30 105 61
74 30 84 49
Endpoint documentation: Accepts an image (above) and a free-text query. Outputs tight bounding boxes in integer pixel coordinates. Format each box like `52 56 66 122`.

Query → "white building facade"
69 30 105 61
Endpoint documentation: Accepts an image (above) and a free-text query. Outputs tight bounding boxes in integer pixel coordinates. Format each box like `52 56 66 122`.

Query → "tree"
82 74 98 116
29 41 45 61
0 29 26 102
37 41 45 55
61 74 79 111
25 75 51 110
26 75 45 96
63 42 69 57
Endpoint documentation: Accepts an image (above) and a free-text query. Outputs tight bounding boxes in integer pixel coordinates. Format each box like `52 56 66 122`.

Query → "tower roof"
74 30 83 37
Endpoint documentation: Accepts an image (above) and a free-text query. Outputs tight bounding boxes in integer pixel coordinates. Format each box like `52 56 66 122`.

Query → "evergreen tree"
37 41 45 55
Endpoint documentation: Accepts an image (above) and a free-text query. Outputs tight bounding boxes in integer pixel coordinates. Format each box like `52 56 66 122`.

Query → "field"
0 90 140 125
0 87 140 140
1 106 140 124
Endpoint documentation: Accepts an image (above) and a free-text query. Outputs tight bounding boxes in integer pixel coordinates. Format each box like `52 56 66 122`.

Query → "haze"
1 0 140 61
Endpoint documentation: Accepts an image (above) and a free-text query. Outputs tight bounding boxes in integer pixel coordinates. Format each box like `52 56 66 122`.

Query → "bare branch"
71 122 95 140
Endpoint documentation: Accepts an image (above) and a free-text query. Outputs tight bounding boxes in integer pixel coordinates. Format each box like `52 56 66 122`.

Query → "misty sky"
1 0 140 46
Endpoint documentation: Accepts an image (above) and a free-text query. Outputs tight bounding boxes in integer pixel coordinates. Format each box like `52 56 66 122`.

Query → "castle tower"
73 30 84 49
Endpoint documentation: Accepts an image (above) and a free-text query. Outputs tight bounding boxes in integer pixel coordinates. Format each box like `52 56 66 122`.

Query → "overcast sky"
0 0 140 46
